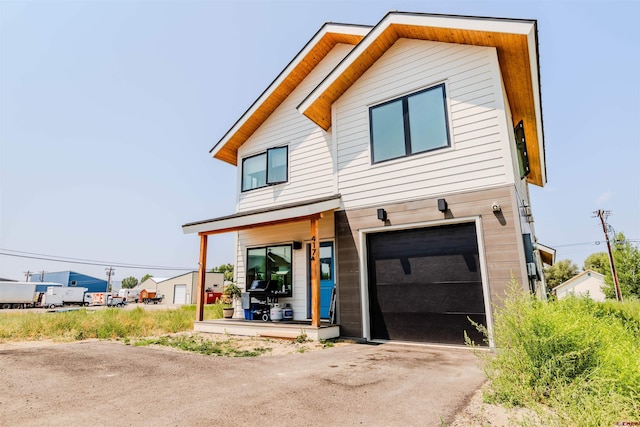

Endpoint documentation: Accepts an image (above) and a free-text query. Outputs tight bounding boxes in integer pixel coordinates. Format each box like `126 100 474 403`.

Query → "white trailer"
0 282 37 309
41 287 90 308
118 288 140 303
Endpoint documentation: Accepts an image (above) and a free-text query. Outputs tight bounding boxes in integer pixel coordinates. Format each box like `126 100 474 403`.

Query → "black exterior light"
377 208 387 222
437 198 448 212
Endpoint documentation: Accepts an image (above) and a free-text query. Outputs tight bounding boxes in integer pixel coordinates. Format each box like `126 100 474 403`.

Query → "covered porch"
182 195 342 340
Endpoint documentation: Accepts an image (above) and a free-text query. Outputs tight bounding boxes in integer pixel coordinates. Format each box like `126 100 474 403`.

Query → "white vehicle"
41 287 90 308
87 292 126 307
0 282 38 309
118 288 140 303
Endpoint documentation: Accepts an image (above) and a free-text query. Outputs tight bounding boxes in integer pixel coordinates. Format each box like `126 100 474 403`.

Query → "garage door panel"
374 312 486 343
367 222 487 345
375 282 485 313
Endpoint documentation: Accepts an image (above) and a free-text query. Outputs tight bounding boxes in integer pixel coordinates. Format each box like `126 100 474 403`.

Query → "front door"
308 241 335 319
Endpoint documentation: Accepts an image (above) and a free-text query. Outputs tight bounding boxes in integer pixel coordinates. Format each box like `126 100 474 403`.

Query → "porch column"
196 233 208 322
310 215 321 327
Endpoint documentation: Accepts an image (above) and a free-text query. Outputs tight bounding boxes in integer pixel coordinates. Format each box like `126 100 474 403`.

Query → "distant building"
29 271 108 293
133 277 169 292
553 270 607 302
156 272 224 305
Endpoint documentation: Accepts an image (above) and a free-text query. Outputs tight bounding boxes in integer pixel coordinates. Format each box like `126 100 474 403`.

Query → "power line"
0 250 195 271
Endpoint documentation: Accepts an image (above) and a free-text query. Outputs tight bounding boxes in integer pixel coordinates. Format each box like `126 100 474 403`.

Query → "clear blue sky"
1 0 638 283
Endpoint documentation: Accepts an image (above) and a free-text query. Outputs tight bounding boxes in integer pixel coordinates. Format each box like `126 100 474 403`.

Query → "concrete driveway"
0 340 486 426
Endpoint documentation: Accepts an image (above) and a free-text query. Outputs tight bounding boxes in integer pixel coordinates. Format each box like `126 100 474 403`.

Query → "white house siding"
235 215 335 320
334 39 512 210
236 44 354 212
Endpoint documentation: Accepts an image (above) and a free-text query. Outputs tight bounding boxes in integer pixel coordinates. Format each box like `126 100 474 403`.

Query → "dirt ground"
0 332 534 427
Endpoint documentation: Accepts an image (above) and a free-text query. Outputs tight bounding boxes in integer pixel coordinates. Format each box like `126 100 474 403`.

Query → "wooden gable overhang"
297 12 547 187
209 24 370 166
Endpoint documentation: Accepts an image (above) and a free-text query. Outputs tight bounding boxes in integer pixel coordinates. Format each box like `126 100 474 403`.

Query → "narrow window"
514 121 530 179
266 146 288 184
370 83 450 163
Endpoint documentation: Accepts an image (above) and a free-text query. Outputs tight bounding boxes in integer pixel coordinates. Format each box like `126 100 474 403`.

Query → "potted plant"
221 283 242 318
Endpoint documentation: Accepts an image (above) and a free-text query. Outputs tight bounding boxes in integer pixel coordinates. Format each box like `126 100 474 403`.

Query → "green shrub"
472 282 640 425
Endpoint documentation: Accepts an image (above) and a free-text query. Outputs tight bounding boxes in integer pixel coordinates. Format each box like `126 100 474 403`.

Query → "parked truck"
41 286 90 309
0 282 38 309
87 292 126 307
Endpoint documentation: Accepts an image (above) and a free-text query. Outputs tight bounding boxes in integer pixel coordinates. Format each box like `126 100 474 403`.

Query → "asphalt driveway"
0 340 486 426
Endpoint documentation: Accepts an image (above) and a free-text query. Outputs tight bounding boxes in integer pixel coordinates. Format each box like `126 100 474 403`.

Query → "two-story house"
182 12 553 346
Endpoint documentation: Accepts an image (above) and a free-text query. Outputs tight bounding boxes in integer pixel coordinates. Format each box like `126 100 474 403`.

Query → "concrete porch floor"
193 319 340 341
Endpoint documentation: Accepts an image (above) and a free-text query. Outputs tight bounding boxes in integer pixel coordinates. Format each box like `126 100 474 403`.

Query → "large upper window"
241 146 288 191
369 84 450 163
247 245 292 296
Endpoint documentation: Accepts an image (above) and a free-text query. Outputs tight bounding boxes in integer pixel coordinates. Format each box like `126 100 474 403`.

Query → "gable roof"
210 12 546 187
209 23 370 165
298 12 546 187
552 270 606 292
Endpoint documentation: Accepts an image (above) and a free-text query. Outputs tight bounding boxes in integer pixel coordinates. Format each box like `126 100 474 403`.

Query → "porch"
194 319 340 341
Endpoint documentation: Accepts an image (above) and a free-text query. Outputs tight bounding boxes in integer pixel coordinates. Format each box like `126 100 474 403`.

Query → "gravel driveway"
0 339 486 426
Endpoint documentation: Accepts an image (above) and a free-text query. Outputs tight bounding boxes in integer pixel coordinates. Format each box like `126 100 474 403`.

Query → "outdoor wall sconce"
491 202 502 212
437 198 448 212
292 241 302 250
377 208 387 222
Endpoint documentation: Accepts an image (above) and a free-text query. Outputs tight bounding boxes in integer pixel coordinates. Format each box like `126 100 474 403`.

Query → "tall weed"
473 281 640 426
0 303 224 342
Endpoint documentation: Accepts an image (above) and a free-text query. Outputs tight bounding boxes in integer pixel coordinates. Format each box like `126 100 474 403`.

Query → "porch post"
310 215 321 327
196 233 208 322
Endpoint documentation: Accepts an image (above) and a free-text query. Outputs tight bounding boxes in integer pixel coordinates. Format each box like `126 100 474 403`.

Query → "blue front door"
309 241 335 319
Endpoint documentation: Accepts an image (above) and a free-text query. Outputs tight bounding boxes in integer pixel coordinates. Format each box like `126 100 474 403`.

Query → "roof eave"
298 12 547 187
209 23 371 166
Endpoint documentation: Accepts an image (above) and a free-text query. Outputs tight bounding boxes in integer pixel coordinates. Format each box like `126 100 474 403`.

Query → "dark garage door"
367 222 487 345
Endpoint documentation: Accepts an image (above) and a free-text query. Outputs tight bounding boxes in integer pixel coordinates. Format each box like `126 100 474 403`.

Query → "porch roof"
182 194 342 235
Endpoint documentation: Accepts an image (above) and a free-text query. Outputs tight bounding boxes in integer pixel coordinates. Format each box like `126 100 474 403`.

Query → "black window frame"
369 83 451 164
241 145 289 192
514 120 530 179
246 244 293 297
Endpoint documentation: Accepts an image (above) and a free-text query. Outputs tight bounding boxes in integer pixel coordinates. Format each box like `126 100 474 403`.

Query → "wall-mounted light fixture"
292 241 302 250
437 198 448 212
377 208 387 222
491 202 502 212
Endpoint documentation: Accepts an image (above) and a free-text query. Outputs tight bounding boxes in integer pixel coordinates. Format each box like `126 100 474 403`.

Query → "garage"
173 284 187 305
366 222 487 345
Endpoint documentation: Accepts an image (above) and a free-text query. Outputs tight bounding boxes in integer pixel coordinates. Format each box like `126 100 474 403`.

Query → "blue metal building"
29 271 108 293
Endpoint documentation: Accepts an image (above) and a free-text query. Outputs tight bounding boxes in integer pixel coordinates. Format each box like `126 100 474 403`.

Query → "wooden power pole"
594 210 622 302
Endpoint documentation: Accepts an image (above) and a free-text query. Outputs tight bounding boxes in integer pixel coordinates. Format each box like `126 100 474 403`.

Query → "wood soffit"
301 22 545 186
212 31 365 166
213 15 545 187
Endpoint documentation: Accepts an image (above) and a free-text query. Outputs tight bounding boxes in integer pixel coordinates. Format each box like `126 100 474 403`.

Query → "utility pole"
105 267 115 292
23 271 31 282
594 210 622 302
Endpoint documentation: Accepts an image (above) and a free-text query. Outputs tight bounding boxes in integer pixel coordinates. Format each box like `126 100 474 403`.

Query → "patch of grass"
319 338 335 348
134 335 271 357
294 332 308 343
0 304 225 343
470 281 640 426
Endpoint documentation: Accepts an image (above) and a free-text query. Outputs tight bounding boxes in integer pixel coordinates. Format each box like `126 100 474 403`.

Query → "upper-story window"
241 146 288 191
369 83 450 164
514 120 530 179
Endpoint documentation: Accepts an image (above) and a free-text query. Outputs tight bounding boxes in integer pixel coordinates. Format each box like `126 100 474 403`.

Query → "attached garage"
366 222 488 345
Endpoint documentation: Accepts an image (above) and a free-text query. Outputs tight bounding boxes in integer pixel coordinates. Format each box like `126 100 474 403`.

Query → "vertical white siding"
235 215 335 321
334 39 512 209
236 44 354 212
